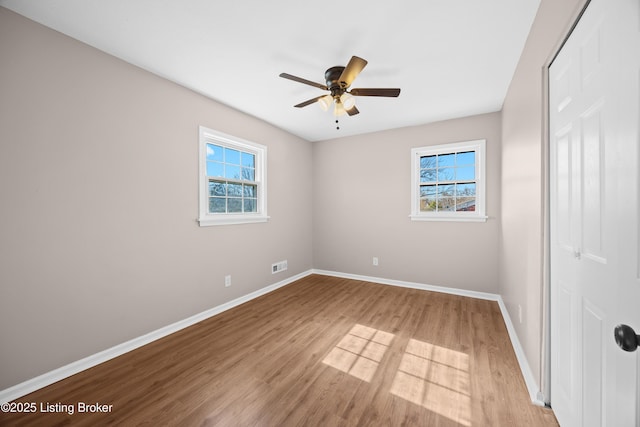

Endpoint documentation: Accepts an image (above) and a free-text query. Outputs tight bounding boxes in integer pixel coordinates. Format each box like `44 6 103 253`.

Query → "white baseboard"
311 269 501 301
0 269 314 404
1 269 543 407
495 297 546 406
312 269 545 405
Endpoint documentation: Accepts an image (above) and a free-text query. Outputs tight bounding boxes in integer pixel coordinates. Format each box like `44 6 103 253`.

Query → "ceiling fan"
279 56 401 118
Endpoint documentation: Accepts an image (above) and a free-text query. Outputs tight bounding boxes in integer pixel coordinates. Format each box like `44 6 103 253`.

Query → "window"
198 126 268 226
410 140 486 222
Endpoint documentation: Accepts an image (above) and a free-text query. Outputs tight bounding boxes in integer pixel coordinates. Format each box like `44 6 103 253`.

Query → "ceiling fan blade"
350 88 401 97
339 56 368 87
279 73 328 90
294 95 327 108
346 105 360 116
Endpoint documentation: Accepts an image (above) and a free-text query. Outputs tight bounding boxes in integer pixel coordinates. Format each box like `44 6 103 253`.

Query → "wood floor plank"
0 274 558 426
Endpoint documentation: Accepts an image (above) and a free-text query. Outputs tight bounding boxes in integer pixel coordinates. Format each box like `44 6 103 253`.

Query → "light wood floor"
1 274 558 426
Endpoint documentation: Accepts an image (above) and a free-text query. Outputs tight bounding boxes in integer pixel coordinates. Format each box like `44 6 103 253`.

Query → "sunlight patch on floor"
322 324 394 382
390 339 471 426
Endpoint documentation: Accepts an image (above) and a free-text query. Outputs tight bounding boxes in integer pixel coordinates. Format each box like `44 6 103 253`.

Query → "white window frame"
198 126 268 226
410 139 487 222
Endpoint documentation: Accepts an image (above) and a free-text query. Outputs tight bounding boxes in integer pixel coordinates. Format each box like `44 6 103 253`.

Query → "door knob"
614 324 640 352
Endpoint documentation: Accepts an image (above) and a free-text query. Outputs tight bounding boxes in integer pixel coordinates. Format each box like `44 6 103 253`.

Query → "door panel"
580 23 602 88
557 284 574 401
556 127 573 250
580 105 605 263
582 299 605 427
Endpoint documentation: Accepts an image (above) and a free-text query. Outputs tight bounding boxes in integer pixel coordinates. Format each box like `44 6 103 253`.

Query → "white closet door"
550 0 640 425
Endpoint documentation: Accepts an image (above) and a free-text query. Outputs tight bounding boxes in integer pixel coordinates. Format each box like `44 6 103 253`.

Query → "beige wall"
499 0 586 392
0 8 313 390
313 112 502 293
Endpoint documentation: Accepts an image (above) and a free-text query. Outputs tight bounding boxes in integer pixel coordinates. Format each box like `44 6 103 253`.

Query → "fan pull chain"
335 119 340 130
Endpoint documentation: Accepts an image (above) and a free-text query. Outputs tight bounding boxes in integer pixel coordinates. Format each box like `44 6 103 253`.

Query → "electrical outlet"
518 304 522 324
373 257 379 266
272 260 288 274
225 275 231 287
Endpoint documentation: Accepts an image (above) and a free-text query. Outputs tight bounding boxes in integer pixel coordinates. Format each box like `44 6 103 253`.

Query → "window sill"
198 214 270 227
410 214 488 223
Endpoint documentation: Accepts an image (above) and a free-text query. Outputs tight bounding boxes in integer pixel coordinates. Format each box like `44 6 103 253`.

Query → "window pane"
437 167 455 181
439 197 456 211
209 197 226 213
206 161 224 178
456 183 476 212
227 183 243 197
206 144 223 161
420 185 437 197
242 167 255 181
438 184 455 212
438 153 455 167
209 181 226 196
420 155 436 169
225 148 241 165
420 185 437 212
437 184 454 197
456 183 476 196
456 166 475 181
228 198 242 212
241 152 255 168
456 197 476 211
421 199 437 212
243 184 256 197
244 198 257 213
225 165 241 180
457 151 475 165
420 168 437 183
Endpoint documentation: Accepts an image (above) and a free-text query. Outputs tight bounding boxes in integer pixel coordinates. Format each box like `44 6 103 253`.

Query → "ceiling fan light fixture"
318 95 333 111
340 93 356 110
333 101 347 116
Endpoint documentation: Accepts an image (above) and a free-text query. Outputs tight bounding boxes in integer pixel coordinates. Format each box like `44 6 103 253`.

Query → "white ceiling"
1 0 540 142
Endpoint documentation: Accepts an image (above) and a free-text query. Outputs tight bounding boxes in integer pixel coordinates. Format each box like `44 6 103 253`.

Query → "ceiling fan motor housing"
325 66 347 97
